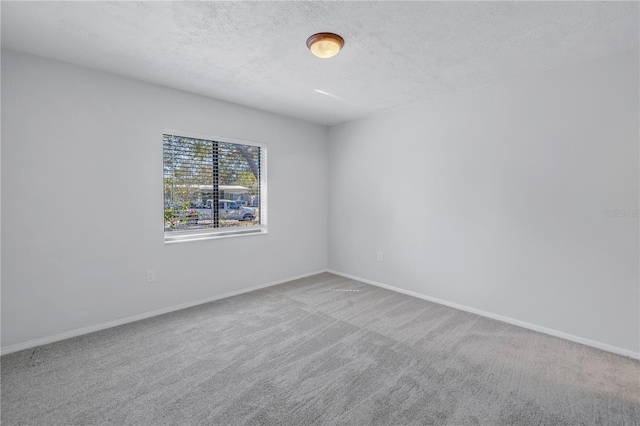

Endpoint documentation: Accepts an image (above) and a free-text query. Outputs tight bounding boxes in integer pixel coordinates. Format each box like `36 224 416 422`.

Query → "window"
163 131 267 243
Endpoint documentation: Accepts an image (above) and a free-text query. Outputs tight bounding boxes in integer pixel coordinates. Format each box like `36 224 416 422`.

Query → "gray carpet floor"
2 272 639 425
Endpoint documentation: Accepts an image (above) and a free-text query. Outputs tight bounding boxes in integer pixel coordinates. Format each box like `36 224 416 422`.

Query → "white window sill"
164 227 267 244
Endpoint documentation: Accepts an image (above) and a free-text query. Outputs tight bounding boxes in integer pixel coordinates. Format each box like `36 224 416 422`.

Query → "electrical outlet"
377 251 384 261
146 269 156 283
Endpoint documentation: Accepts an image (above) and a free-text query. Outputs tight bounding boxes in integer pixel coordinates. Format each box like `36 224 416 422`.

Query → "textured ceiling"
2 1 638 126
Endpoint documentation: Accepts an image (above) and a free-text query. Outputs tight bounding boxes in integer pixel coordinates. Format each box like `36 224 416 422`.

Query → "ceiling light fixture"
306 32 344 59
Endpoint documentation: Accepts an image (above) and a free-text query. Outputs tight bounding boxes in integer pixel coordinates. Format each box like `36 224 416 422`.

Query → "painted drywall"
328 48 640 354
1 50 328 350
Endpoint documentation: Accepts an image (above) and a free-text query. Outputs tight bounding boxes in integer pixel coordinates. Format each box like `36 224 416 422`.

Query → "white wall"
1 50 329 350
3 48 638 357
328 48 639 355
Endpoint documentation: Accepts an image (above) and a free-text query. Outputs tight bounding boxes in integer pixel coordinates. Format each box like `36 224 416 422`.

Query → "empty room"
1 1 638 425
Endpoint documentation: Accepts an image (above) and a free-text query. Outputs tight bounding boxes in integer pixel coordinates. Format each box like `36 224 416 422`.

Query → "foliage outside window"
163 132 266 242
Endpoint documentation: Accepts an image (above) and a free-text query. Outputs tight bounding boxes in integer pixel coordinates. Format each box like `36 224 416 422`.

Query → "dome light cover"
306 33 345 58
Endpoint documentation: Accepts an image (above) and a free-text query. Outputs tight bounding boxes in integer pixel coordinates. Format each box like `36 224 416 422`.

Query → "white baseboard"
327 269 640 360
5 268 638 361
0 269 327 356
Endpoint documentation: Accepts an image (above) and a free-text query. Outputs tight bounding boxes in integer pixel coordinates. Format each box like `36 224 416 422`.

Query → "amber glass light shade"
306 33 344 58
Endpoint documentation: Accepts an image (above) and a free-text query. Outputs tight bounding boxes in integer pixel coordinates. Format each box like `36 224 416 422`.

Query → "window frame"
163 129 268 244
